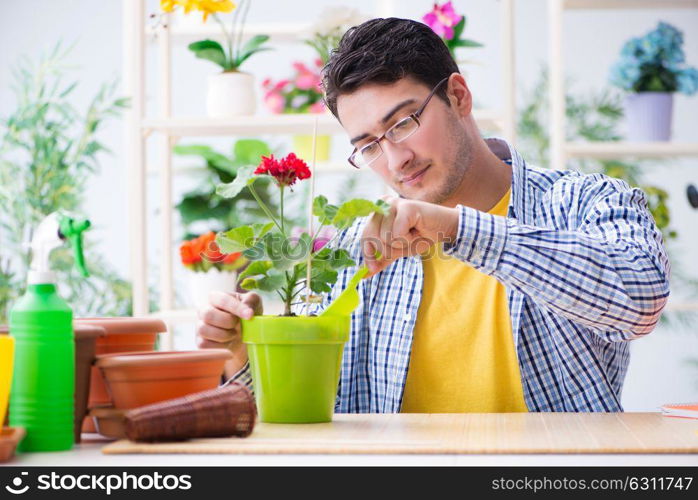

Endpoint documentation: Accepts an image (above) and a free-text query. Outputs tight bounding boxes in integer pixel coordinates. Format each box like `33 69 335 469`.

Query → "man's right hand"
196 291 263 380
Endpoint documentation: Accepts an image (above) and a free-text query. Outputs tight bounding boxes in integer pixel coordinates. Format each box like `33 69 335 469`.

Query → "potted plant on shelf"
173 138 285 238
215 152 389 423
180 231 247 309
261 59 331 161
304 6 370 65
160 0 272 117
609 21 698 141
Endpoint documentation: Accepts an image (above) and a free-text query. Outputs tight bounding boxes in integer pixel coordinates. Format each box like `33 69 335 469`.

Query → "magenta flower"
291 226 335 252
422 1 462 40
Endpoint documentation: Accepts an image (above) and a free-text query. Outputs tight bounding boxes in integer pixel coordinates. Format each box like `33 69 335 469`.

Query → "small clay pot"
0 427 25 463
89 407 127 440
73 324 105 443
74 317 165 429
96 350 232 409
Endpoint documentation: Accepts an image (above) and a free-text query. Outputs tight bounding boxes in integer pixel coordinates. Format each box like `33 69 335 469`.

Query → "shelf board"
564 0 698 9
142 109 504 137
143 113 343 136
146 161 363 175
147 22 311 43
565 142 698 159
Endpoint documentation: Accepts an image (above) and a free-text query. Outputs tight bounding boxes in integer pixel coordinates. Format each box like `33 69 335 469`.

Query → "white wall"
1 0 697 411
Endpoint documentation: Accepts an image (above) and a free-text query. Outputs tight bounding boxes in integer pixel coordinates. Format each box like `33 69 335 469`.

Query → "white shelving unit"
122 0 518 346
547 0 698 313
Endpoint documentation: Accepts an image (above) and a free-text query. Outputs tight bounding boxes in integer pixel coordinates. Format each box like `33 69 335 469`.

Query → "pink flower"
264 90 284 114
309 101 325 114
422 1 462 40
290 226 336 252
293 61 321 91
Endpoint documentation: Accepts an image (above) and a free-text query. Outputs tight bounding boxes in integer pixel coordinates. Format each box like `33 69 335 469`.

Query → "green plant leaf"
233 139 270 165
312 195 339 225
309 267 338 294
331 198 391 230
328 248 355 269
216 222 273 253
451 16 466 42
237 260 273 282
454 39 484 48
216 164 257 198
240 269 285 292
188 40 228 70
233 35 271 69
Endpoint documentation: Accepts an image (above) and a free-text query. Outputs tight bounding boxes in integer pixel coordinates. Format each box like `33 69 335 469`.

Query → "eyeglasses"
347 77 449 169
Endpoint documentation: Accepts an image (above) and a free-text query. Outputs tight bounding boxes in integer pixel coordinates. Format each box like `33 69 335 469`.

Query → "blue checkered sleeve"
443 174 670 340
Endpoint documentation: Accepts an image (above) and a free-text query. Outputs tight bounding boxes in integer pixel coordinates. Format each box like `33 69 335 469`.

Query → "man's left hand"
361 196 460 277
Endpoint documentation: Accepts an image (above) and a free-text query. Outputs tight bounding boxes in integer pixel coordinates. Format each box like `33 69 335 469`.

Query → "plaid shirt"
231 138 670 413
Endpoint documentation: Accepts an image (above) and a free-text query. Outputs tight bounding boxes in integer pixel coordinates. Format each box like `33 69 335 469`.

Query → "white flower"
307 6 370 38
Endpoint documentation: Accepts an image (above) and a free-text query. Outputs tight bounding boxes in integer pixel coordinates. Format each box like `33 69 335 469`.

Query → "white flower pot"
187 269 238 310
206 71 256 117
624 92 673 141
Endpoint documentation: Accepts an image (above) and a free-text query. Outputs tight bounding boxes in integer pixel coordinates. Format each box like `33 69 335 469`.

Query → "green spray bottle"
9 211 90 452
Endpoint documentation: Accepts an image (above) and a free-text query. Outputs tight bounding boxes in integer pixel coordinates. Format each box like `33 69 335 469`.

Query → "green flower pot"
242 315 349 423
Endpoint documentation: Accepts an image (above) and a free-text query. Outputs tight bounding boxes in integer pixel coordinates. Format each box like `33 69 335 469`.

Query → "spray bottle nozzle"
58 215 91 277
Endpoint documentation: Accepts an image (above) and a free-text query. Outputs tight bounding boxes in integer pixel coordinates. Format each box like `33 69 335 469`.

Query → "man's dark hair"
323 17 460 118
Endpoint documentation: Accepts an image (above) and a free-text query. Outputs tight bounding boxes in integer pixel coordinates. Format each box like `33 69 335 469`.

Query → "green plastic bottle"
9 212 90 452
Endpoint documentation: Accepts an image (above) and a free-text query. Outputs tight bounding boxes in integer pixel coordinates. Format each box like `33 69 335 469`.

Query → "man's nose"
382 140 414 176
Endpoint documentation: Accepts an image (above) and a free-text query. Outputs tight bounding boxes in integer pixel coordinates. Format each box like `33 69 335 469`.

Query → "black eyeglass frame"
347 76 450 169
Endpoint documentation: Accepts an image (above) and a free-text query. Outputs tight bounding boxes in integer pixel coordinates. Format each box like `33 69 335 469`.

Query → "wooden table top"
103 412 698 455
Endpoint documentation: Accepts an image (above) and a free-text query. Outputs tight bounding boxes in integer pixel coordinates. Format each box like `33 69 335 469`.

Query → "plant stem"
248 183 283 233
283 267 298 316
310 222 326 242
213 13 234 70
234 0 252 67
280 185 285 236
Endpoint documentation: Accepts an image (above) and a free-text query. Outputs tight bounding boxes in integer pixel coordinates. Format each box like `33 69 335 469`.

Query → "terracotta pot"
74 317 166 432
89 407 127 440
73 324 105 443
0 427 25 463
96 350 231 409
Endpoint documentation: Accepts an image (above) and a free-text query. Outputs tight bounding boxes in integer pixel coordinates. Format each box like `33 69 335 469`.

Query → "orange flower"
179 240 201 266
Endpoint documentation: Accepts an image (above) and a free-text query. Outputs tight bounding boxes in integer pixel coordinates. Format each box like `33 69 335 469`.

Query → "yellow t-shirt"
401 189 528 413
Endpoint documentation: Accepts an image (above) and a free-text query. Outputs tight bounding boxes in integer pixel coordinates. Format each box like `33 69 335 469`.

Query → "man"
196 18 670 413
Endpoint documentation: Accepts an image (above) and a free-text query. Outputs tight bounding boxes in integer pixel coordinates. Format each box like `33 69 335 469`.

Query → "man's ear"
446 73 472 117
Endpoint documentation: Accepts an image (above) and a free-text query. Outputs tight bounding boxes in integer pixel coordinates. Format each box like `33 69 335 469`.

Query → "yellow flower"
197 0 236 22
162 0 235 22
160 0 179 12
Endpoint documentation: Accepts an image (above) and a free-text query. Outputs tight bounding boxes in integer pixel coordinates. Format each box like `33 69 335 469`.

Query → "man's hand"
361 196 460 277
196 291 263 379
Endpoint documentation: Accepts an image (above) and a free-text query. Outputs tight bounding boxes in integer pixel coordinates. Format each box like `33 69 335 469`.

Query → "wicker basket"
124 383 256 442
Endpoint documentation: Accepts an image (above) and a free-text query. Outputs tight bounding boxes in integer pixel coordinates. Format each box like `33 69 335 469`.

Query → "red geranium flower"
254 152 311 187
